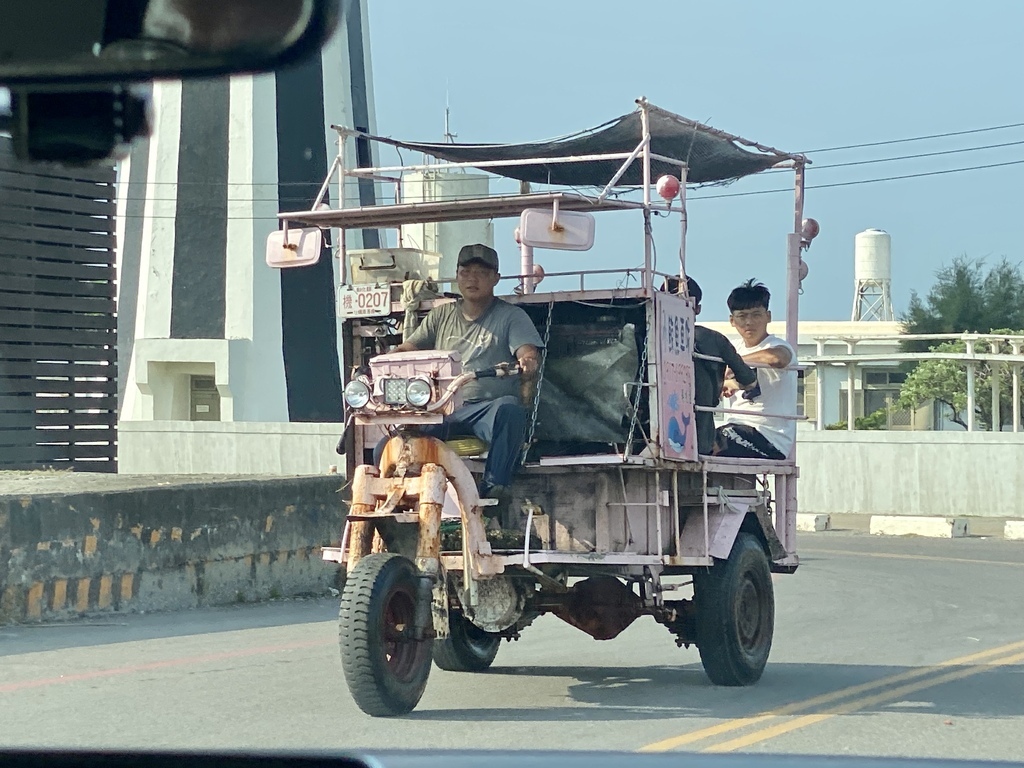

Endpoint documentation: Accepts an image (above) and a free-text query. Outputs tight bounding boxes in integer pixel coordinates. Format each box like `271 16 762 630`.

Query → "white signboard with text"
337 284 391 318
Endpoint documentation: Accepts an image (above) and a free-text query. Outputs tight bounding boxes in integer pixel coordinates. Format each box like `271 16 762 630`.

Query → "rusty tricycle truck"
269 98 817 716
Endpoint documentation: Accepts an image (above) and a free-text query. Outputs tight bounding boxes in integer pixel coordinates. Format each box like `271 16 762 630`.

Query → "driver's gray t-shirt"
406 298 544 403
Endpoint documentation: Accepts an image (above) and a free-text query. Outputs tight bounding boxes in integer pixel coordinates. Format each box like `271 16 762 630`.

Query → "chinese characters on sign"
657 293 698 461
336 284 390 318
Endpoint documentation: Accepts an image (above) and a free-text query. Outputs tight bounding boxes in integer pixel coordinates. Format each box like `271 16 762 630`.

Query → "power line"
119 139 1024 203
107 158 1024 219
691 159 1024 201
801 122 1024 154
101 127 1024 209
769 140 1024 173
118 122 1024 188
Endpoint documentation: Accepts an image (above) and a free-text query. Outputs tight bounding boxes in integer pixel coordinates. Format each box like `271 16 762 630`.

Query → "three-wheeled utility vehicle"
269 98 817 717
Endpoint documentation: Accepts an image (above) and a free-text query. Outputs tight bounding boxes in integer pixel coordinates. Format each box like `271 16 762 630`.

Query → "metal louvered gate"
0 137 118 471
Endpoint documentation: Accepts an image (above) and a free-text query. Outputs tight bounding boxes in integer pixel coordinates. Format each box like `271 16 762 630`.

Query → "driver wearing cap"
380 244 544 501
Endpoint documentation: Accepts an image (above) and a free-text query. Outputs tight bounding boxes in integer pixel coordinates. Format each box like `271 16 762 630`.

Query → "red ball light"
656 175 680 201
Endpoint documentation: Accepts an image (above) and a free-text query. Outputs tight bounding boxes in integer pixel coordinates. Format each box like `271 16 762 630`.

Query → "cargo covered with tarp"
520 301 647 455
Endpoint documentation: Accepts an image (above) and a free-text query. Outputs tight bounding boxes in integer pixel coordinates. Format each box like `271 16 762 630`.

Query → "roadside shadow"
407 660 1024 723
0 597 338 657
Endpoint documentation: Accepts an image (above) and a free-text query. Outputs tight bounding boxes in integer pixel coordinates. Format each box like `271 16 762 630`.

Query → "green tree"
897 332 1023 430
901 257 1024 352
897 257 1024 430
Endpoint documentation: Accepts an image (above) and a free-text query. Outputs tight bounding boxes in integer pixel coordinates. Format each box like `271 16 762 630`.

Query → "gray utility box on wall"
190 375 221 421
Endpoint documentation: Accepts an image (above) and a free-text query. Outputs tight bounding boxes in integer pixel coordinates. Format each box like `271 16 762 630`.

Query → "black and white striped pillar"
118 0 377 425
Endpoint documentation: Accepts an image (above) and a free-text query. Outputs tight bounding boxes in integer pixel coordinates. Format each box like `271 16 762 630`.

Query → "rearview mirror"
266 227 323 269
0 0 339 85
519 208 596 251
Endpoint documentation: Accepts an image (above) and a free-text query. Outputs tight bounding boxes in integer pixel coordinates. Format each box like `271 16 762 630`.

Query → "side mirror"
266 227 323 269
0 0 340 86
519 208 595 252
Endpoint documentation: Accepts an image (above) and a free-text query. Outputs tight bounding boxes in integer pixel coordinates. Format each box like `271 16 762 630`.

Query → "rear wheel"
694 532 774 686
339 553 432 716
433 612 501 672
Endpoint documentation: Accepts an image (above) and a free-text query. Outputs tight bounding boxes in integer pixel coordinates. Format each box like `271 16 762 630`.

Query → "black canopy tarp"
366 105 799 187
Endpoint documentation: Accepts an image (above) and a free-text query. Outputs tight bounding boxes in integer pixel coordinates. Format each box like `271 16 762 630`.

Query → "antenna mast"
443 86 457 144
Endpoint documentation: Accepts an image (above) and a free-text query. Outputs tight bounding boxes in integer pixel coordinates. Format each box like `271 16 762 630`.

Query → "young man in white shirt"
713 279 797 461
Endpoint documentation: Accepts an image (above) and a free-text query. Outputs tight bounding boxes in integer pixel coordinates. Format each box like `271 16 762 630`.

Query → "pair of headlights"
344 377 432 409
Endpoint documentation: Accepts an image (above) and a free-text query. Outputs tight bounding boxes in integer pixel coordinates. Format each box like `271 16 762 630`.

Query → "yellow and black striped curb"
1 476 346 624
1 546 330 623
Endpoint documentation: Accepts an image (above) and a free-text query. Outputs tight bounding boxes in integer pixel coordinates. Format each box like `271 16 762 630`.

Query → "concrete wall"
798 431 1024 518
117 423 1024 521
118 421 345 475
0 476 345 624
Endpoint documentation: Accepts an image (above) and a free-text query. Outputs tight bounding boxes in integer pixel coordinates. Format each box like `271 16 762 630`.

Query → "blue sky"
365 0 1024 322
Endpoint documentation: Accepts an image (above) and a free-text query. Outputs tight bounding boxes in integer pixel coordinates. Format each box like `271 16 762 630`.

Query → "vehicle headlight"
344 380 370 408
406 378 432 407
382 377 408 405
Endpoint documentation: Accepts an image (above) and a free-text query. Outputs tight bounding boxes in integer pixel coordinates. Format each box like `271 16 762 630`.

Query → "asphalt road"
1 531 1022 761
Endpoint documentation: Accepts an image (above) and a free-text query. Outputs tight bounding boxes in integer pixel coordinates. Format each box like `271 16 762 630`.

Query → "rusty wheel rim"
735 571 765 653
381 583 420 681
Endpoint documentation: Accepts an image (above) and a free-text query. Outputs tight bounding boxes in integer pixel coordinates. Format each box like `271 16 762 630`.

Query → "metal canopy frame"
278 98 810 344
279 191 644 231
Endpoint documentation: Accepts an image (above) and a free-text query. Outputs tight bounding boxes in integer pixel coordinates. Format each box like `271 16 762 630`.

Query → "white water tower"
399 169 493 279
852 228 894 321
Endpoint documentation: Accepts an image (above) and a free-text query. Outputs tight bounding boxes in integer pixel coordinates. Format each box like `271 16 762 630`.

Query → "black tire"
339 553 432 716
694 532 774 686
433 612 501 672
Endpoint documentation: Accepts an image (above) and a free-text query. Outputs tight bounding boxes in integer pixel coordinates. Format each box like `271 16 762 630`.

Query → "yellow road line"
703 649 1024 753
639 638 1024 752
801 548 1024 568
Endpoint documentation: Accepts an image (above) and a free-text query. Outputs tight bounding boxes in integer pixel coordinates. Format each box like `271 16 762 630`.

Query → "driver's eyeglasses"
457 266 493 279
731 309 767 322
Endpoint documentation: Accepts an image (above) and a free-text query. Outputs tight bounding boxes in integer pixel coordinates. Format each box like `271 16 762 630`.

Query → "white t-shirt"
723 334 798 456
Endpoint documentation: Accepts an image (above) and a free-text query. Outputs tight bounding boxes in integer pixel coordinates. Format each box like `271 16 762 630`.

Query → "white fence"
807 331 1024 432
119 421 1023 519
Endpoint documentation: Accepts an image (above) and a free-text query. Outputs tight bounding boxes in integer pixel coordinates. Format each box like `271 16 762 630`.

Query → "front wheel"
433 612 501 672
694 532 774 686
339 553 432 716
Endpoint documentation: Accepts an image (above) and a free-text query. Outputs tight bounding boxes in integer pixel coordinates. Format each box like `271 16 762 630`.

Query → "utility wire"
763 139 1024 173
800 122 1024 153
691 159 1024 201
99 158 1024 219
115 123 1024 188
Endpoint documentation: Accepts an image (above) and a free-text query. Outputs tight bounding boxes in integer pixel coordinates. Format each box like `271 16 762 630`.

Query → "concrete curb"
869 515 970 538
801 513 1024 540
797 513 831 532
